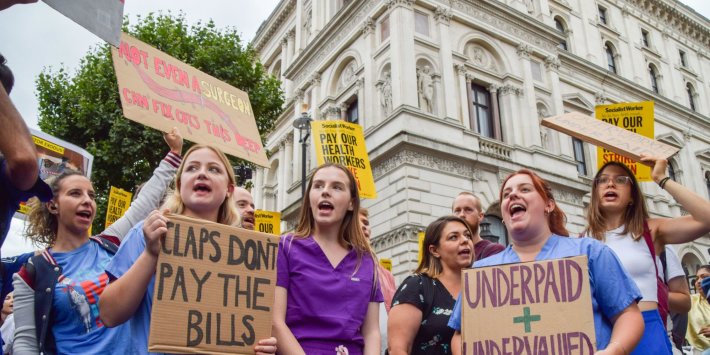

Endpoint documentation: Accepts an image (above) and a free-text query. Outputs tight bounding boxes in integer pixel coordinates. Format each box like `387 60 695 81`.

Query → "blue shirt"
447 235 641 350
50 240 133 354
276 234 383 355
105 221 167 355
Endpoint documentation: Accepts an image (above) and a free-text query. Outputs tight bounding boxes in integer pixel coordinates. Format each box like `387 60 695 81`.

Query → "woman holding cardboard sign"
448 169 644 355
12 171 133 354
98 145 277 355
585 156 710 354
387 215 474 354
272 163 382 355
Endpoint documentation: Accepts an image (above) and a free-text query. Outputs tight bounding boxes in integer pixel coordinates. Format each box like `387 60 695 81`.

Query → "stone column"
516 44 540 147
455 64 471 129
498 84 522 146
312 0 324 36
287 29 296 66
295 0 303 56
488 84 502 140
254 167 264 210
284 133 294 187
387 0 418 109
277 141 286 211
356 78 366 126
621 7 642 83
361 17 376 127
545 55 564 156
435 7 457 121
280 37 292 99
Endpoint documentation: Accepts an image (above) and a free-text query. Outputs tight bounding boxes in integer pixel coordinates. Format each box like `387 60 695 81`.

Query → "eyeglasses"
595 175 633 186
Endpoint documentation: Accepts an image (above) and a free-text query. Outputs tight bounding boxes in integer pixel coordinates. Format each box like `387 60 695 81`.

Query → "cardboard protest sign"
111 33 269 167
595 102 654 181
311 120 377 198
541 112 678 164
104 186 132 229
16 129 93 216
254 210 280 235
462 256 596 354
379 258 392 272
149 214 278 355
43 0 123 46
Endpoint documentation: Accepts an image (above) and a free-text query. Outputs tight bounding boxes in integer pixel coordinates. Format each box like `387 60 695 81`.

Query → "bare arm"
387 303 422 354
668 276 691 314
0 84 39 190
451 332 462 355
596 303 644 355
0 0 37 11
99 210 166 327
271 286 305 355
362 302 381 355
641 155 710 245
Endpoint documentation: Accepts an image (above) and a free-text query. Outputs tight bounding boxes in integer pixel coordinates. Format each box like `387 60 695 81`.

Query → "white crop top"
603 225 657 303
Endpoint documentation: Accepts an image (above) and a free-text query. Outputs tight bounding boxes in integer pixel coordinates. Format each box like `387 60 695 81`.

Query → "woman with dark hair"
687 265 710 355
387 215 473 354
449 169 644 355
585 156 710 354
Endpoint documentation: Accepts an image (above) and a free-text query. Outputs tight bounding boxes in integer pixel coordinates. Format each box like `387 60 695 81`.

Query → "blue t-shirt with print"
105 220 167 355
50 240 134 354
447 235 641 351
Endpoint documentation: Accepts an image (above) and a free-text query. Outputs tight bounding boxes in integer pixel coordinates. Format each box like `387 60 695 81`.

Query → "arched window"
554 17 568 51
605 43 617 74
687 83 696 111
649 65 659 93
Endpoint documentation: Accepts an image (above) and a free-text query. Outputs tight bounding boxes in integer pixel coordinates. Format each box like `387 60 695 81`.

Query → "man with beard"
451 192 504 262
234 187 255 230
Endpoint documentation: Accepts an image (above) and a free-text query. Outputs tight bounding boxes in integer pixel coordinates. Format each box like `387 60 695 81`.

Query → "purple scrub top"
277 234 384 354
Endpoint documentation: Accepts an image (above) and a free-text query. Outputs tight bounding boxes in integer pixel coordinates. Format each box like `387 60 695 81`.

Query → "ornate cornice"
516 44 531 59
499 84 523 96
544 56 561 72
362 16 375 36
371 149 473 180
254 0 297 52
371 224 423 252
385 0 416 10
625 0 710 49
455 64 467 76
310 73 322 86
594 91 607 105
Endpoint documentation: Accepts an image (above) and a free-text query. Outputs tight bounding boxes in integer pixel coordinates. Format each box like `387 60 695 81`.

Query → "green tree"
36 12 284 233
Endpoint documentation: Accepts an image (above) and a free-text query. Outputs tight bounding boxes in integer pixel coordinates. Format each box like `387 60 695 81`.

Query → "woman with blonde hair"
99 145 277 354
388 215 473 354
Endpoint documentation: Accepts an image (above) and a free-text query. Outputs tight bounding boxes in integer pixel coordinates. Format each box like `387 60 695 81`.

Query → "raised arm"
0 83 39 191
101 128 182 241
641 155 710 246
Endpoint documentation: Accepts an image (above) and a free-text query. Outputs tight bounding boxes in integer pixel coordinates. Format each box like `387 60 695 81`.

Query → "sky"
0 0 708 256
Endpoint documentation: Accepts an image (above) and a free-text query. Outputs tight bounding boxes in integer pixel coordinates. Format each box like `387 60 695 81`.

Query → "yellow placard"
417 231 425 263
254 210 281 235
379 258 392 272
32 136 65 155
311 120 377 199
104 186 133 229
595 101 654 181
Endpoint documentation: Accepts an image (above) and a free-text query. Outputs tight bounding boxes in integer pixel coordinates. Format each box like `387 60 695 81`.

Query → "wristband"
658 176 671 189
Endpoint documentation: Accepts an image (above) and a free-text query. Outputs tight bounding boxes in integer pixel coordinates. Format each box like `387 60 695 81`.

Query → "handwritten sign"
461 256 596 354
43 0 124 46
311 120 377 199
104 186 132 229
111 33 269 167
148 214 278 355
541 112 678 163
254 210 280 235
595 102 654 181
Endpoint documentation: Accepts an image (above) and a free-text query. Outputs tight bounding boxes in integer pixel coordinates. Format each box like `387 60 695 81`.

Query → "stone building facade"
252 0 710 284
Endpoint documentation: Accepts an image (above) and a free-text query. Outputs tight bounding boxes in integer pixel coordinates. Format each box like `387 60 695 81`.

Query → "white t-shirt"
659 245 685 282
604 225 658 302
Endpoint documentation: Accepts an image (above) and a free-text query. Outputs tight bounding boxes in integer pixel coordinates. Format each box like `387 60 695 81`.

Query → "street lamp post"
293 111 312 198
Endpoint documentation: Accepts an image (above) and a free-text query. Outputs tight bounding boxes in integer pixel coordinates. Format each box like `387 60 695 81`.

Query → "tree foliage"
36 12 284 232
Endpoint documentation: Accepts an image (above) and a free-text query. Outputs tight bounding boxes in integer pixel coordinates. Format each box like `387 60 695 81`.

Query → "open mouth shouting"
458 248 472 258
193 182 212 195
76 209 93 223
509 203 526 220
317 201 335 215
602 190 618 201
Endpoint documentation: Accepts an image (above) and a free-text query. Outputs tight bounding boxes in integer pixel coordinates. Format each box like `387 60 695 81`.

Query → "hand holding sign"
639 154 669 184
143 209 169 257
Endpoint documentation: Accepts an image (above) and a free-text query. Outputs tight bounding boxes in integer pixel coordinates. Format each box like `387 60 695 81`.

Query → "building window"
668 160 677 182
346 98 359 124
680 50 687 67
572 138 587 175
531 61 543 82
605 43 617 74
380 15 390 42
554 17 568 50
649 65 659 93
641 29 650 47
705 171 710 199
414 11 429 37
687 83 696 111
472 83 494 138
598 6 607 25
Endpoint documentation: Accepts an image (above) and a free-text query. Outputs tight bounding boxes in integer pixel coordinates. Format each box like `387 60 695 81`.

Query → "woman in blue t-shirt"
98 145 277 355
12 171 132 355
448 169 645 355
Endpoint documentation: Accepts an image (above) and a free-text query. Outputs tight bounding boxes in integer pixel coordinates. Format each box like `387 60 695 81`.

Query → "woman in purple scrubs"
273 163 383 355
